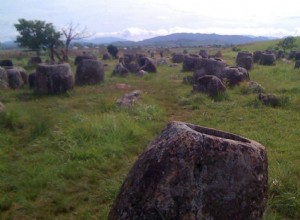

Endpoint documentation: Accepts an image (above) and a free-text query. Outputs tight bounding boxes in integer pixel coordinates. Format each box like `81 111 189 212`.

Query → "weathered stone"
253 51 263 63
75 60 104 86
0 67 9 89
199 49 209 58
236 52 253 70
102 53 111 60
172 53 185 63
109 121 268 220
35 63 74 94
112 63 129 76
28 56 42 65
288 51 297 60
125 62 140 73
116 90 141 107
258 93 280 107
246 81 265 93
222 66 250 86
138 57 157 73
193 58 228 81
0 59 13 67
15 67 28 84
236 51 253 60
28 73 36 89
6 69 24 89
193 75 226 95
295 52 300 61
123 53 136 64
295 60 300 69
260 53 276 65
236 56 253 70
74 55 97 65
182 55 202 72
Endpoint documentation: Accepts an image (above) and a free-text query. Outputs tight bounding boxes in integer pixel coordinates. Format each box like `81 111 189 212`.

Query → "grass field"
1 42 300 219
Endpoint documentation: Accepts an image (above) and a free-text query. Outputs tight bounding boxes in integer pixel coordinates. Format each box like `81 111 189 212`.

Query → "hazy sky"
1 0 300 42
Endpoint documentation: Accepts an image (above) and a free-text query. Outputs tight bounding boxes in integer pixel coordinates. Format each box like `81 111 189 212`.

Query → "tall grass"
1 44 300 219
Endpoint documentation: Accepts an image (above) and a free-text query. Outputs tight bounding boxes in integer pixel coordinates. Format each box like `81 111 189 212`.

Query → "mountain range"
82 33 272 47
1 33 273 49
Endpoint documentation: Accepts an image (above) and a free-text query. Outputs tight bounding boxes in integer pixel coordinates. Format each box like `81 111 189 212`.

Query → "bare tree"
61 22 90 61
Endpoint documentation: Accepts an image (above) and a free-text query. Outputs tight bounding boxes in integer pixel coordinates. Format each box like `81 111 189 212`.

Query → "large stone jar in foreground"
35 63 73 94
109 121 268 220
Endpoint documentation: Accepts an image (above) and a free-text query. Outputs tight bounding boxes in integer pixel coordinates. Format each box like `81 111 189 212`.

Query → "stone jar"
35 63 73 94
109 121 268 220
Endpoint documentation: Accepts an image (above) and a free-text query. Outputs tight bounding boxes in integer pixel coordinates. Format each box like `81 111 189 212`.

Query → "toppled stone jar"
109 121 268 220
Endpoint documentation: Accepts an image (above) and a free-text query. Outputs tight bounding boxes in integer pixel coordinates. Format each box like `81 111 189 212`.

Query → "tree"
277 36 296 53
107 44 119 59
14 19 61 60
61 22 90 61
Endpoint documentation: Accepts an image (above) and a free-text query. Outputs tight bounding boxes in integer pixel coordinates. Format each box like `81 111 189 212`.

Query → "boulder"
222 66 249 86
260 53 276 65
102 53 111 60
0 60 13 67
125 62 140 73
253 51 263 63
258 93 280 107
236 51 253 60
75 60 104 86
6 69 24 89
28 73 36 89
35 63 74 94
246 81 265 93
109 121 268 220
236 51 253 70
193 58 228 80
15 67 28 84
74 55 97 65
0 67 9 89
171 53 185 63
138 57 157 73
112 63 129 76
116 90 141 107
236 56 253 70
295 60 300 69
288 51 297 60
193 75 226 96
182 55 202 72
123 53 136 64
199 49 209 58
295 52 300 61
28 56 42 65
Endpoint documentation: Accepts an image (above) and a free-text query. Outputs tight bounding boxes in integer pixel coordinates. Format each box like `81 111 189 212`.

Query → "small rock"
258 93 280 107
116 90 141 107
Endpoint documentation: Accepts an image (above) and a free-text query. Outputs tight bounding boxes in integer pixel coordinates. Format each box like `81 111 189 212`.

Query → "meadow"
0 42 300 219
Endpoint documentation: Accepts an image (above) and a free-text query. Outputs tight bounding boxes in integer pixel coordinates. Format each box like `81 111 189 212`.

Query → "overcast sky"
1 0 300 42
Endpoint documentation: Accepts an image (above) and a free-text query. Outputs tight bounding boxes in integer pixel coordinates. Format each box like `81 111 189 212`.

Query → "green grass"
1 45 300 219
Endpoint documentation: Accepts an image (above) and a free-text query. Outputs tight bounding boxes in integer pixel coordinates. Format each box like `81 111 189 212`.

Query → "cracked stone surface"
109 121 268 220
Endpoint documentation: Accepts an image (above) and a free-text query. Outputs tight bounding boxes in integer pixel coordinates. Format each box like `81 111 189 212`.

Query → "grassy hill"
0 41 300 219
